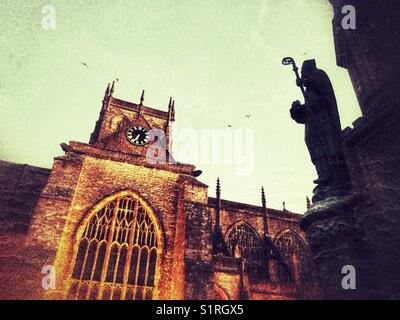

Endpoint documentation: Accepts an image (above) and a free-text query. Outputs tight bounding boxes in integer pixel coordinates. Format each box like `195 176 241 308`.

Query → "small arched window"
67 191 162 300
274 230 313 284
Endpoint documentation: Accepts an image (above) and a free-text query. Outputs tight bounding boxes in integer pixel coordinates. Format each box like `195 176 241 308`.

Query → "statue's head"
301 59 317 79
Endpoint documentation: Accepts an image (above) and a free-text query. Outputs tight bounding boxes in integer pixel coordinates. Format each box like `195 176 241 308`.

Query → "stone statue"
287 59 351 202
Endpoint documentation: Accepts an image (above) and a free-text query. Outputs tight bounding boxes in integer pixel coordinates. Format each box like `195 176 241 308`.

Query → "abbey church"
0 83 320 300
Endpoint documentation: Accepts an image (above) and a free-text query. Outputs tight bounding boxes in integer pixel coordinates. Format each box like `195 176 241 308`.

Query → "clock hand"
132 134 141 143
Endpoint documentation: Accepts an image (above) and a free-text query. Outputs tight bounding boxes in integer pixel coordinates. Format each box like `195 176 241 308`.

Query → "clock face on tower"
126 126 150 146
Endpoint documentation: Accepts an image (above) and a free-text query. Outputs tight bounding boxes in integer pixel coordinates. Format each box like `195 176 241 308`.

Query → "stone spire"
164 97 173 163
306 196 312 210
140 89 144 104
171 100 175 121
166 97 172 128
137 89 144 117
261 187 272 280
90 81 113 144
104 83 110 97
261 187 269 237
110 81 115 96
215 178 221 229
212 178 229 256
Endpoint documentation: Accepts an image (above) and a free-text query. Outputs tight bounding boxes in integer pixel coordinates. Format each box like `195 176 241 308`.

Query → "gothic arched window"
226 222 266 281
274 230 313 284
67 191 162 300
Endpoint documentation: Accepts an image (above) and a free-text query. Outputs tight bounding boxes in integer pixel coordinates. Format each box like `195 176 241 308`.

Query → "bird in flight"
245 114 251 118
80 62 89 68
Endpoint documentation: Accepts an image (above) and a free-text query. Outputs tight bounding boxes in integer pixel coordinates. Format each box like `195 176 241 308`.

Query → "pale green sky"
0 0 361 213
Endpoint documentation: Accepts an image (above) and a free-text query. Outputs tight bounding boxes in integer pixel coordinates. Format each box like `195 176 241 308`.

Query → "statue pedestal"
301 194 379 299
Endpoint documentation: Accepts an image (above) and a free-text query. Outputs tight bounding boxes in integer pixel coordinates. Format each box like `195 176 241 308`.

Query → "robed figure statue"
289 59 351 202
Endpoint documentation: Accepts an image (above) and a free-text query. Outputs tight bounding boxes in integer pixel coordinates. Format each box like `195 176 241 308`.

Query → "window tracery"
274 230 313 284
226 223 266 281
67 193 161 300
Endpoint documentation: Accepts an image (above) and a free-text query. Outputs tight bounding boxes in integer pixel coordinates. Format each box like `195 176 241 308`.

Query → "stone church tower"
0 83 320 300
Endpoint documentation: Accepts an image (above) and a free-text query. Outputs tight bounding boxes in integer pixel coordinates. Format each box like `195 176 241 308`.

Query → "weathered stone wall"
249 282 320 300
0 161 50 233
330 0 400 298
184 201 214 299
213 257 242 300
0 161 50 299
330 0 400 116
22 156 84 300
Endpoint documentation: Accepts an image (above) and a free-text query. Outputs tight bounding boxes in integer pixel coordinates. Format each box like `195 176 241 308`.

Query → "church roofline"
0 160 51 173
178 175 208 188
208 197 302 221
110 97 169 120
65 140 199 176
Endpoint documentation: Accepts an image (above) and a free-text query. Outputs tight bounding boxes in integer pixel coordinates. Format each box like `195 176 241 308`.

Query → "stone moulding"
301 193 362 231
